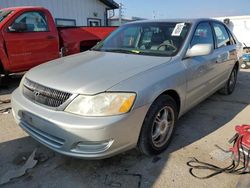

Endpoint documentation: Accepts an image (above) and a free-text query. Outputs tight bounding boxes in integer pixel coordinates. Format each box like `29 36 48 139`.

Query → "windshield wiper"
137 51 171 57
101 49 141 54
92 48 171 57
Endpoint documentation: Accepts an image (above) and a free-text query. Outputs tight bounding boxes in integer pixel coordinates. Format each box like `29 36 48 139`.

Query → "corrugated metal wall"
0 0 108 26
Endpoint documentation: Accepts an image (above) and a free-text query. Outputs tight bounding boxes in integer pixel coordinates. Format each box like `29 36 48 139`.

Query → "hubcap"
241 63 246 69
151 106 175 148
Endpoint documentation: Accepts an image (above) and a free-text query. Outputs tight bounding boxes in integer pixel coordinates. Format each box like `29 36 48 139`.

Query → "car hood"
26 51 171 95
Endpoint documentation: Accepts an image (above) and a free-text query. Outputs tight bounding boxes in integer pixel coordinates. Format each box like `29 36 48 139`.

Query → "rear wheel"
138 95 178 156
219 65 238 95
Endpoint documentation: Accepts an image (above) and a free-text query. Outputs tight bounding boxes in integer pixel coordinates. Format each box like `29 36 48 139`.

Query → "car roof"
125 18 221 25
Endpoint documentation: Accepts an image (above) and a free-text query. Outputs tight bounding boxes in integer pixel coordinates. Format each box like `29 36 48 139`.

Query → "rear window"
0 10 13 23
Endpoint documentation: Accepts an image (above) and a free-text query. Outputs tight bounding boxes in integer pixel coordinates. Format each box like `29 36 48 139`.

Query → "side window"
212 23 231 48
12 12 48 32
191 22 214 47
227 28 236 45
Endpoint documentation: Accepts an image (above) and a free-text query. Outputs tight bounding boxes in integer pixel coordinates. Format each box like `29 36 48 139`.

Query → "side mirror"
186 44 213 58
8 23 28 32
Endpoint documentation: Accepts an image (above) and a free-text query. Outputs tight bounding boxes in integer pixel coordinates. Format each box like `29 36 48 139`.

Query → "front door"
183 22 218 110
3 11 59 72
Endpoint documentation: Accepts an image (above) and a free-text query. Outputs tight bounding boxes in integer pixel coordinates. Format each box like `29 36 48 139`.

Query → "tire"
241 63 247 69
219 65 238 95
0 75 4 87
137 95 178 156
0 74 9 88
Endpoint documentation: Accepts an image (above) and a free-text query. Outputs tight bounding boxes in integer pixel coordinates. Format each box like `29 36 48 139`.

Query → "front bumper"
11 88 149 159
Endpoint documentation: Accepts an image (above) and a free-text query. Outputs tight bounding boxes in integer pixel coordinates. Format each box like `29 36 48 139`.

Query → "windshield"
0 10 12 23
93 22 191 57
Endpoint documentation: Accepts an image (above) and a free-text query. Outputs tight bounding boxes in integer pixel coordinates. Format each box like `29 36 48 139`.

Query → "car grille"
21 120 65 148
23 78 72 108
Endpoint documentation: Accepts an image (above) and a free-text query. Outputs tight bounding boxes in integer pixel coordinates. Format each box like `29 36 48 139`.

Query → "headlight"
65 92 136 116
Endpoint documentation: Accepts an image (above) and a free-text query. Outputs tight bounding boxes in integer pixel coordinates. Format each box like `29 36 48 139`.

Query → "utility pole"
153 10 156 19
119 3 124 26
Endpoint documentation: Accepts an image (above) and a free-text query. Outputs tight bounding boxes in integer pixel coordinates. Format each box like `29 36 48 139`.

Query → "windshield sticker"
171 23 185 36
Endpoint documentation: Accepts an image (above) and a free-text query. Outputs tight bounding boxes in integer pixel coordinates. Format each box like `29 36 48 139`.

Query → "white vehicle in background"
215 15 250 49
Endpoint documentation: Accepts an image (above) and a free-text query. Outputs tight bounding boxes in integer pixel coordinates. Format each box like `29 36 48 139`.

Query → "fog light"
71 140 114 154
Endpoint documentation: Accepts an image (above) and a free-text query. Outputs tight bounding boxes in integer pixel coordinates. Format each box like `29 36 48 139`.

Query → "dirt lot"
0 69 250 188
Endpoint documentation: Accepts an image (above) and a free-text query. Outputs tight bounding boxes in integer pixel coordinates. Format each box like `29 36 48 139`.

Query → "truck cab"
0 6 116 78
0 7 59 74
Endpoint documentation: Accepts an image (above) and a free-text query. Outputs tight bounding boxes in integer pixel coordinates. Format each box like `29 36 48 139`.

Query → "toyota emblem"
34 91 40 97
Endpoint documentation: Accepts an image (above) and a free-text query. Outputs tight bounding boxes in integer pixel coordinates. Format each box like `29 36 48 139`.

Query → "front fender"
0 36 10 73
108 60 187 116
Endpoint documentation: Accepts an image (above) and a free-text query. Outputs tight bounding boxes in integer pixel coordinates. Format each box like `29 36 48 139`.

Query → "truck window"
212 22 231 48
12 11 48 32
191 22 214 47
0 10 13 23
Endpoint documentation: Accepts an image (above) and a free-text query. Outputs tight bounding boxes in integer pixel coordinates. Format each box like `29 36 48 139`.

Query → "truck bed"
58 27 117 55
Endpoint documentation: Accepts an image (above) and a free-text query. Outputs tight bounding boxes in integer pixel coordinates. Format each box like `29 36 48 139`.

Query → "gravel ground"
0 69 250 188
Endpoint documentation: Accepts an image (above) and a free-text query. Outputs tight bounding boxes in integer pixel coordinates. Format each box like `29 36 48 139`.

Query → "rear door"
211 22 237 85
3 11 59 71
184 22 218 109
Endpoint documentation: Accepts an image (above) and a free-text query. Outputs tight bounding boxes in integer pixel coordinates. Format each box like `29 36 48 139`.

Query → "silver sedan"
12 19 243 159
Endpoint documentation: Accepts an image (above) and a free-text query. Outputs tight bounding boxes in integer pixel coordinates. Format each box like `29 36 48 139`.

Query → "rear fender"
58 27 116 56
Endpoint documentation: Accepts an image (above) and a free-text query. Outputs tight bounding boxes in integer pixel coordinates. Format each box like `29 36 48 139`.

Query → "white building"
215 15 250 48
0 0 119 26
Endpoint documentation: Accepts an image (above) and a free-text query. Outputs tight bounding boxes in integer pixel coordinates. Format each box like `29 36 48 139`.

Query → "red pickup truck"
0 6 116 78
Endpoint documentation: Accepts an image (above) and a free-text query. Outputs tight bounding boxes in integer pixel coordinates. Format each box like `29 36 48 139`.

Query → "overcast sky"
117 0 250 19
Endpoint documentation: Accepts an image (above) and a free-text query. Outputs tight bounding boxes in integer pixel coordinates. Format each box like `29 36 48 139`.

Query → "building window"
55 18 76 27
87 18 101 26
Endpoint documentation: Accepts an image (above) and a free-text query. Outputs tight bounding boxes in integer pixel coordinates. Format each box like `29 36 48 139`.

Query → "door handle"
46 35 55 40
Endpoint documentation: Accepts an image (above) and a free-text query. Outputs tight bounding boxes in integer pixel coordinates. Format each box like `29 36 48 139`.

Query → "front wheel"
0 74 8 87
137 95 178 156
219 65 238 95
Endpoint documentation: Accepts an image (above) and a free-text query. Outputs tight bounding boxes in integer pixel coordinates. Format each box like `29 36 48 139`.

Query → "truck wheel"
219 65 238 95
138 95 178 156
0 74 9 88
0 75 4 86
